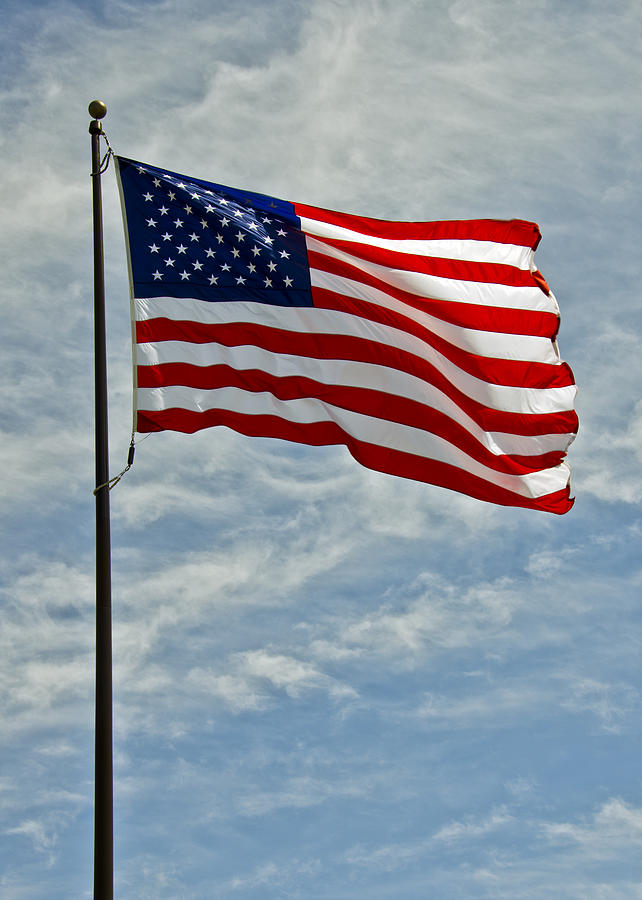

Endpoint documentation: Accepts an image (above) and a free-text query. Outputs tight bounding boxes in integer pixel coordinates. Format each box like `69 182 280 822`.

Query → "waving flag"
116 156 577 514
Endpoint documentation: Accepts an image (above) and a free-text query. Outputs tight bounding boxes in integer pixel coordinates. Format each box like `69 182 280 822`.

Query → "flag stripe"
136 384 571 504
135 320 578 440
294 204 542 248
309 235 538 287
307 249 560 337
138 406 571 514
306 237 559 313
298 215 536 270
309 286 572 387
136 338 577 451
137 359 570 474
134 301 577 416
309 269 560 361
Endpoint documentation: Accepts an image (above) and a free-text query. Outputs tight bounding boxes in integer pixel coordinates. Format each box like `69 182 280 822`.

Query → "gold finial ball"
88 100 107 119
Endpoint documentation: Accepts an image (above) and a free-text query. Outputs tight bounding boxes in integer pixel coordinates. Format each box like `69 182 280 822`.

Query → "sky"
1 0 641 897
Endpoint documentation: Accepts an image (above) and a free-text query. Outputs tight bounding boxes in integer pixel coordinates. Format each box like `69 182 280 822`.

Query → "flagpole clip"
93 436 136 495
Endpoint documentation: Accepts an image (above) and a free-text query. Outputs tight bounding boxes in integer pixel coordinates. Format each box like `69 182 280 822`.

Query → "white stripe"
310 268 560 364
134 297 576 416
137 384 571 500
305 236 560 315
299 215 535 270
137 339 575 459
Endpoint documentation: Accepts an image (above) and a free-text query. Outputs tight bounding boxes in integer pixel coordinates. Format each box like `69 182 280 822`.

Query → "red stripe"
138 362 569 473
136 318 578 437
294 204 542 249
137 407 572 514
310 286 574 389
311 236 537 287
307 250 558 338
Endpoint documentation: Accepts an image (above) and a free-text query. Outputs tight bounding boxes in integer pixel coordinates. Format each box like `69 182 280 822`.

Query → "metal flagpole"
89 99 113 900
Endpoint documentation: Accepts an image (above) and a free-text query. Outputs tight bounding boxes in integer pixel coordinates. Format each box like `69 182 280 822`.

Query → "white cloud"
238 773 365 817
238 649 356 700
6 820 56 857
0 560 94 738
525 548 577 579
543 798 642 855
433 807 513 842
186 649 356 717
309 572 522 663
228 857 323 893
560 676 639 734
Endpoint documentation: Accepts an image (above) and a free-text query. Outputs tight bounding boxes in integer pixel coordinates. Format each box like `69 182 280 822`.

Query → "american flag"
116 156 577 514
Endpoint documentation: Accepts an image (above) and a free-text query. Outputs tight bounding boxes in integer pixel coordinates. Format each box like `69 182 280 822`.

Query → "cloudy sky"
2 0 641 897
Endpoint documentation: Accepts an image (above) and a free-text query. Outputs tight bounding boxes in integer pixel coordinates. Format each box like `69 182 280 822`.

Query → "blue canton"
117 157 313 308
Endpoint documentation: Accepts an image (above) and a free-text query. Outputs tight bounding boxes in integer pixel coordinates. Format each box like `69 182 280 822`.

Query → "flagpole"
89 99 113 900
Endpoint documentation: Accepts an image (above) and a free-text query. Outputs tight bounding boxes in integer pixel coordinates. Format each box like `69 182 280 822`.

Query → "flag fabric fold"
115 156 578 514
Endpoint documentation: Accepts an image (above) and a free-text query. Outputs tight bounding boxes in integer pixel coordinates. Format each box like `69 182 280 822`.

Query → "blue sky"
1 1 641 898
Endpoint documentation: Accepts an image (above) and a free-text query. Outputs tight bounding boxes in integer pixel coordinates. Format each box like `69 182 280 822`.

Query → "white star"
173 218 183 229
263 277 273 287
205 204 216 214
236 231 245 242
143 192 153 201
220 217 230 227
149 243 160 253
190 192 200 200
161 232 173 241
204 190 213 196
176 182 185 189
277 228 287 237
268 261 277 272
264 236 273 245
176 244 187 254
180 270 190 280
279 250 290 259
262 217 272 224
152 270 163 280
159 205 169 215
205 248 216 258
192 261 203 271
216 234 225 243
153 178 161 187
251 246 262 257
247 263 257 273
146 218 157 227
233 209 243 218
284 276 293 287
168 191 177 201
219 198 229 206
236 276 246 285
137 166 146 174
231 248 240 258
184 205 193 215
164 257 175 267
189 232 200 242
248 221 259 231
220 263 231 272
200 218 208 228
209 275 219 285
